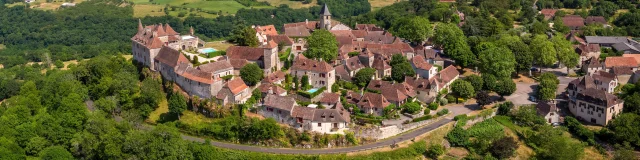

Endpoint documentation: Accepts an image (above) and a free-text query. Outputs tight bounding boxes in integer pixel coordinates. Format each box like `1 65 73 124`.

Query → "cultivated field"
368 0 404 10
257 0 317 9
131 0 272 18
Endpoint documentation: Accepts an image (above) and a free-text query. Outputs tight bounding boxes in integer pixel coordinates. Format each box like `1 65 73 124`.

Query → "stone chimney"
268 87 273 94
305 19 308 24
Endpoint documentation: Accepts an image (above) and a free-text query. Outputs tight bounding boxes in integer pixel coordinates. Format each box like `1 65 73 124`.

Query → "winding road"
180 118 454 154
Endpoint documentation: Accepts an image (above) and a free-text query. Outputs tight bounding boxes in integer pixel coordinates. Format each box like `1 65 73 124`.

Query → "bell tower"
319 4 332 30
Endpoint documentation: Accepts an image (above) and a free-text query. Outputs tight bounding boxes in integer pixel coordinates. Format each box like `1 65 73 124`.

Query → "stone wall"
353 115 447 140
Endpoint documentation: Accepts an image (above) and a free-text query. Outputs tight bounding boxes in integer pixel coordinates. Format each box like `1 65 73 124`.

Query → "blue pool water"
200 48 217 53
307 88 320 93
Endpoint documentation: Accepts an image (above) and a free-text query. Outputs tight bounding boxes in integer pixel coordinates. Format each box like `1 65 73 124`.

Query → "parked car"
529 96 537 102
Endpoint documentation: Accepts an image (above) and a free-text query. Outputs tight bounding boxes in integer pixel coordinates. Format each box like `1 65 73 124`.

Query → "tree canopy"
391 16 432 43
537 72 559 101
478 47 516 79
240 63 264 86
451 79 475 99
304 29 339 62
530 35 557 67
354 68 376 88
390 54 415 82
434 23 475 67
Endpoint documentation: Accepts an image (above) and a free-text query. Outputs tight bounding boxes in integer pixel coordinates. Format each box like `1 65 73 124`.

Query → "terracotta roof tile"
226 46 265 61
563 15 585 28
230 59 249 69
264 94 296 112
437 65 459 84
576 44 601 56
154 46 189 67
284 25 312 37
291 56 334 73
292 106 315 120
266 35 293 46
585 16 607 25
181 67 213 84
604 57 638 68
263 71 286 83
344 56 364 71
258 83 287 95
255 25 278 35
164 23 179 35
319 92 340 104
226 78 248 95
197 60 233 73
622 54 640 64
536 102 557 115
358 92 390 109
412 55 433 70
313 109 349 123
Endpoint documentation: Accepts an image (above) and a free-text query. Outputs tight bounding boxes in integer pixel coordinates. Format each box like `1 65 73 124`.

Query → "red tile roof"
585 16 607 25
622 54 640 65
266 35 293 46
227 78 248 95
358 92 390 109
229 59 249 69
258 83 287 95
604 57 638 68
255 25 278 35
437 65 459 84
154 46 189 67
576 44 601 56
412 55 433 70
181 67 213 84
291 56 334 73
164 23 179 35
563 15 585 28
540 9 557 17
197 60 233 73
319 92 340 104
226 46 265 61
263 71 286 83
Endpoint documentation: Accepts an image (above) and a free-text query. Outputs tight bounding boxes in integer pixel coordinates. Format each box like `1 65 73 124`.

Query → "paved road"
181 118 454 154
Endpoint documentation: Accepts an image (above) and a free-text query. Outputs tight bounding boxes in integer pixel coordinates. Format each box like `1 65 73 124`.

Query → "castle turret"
190 26 194 36
138 19 143 31
319 4 332 30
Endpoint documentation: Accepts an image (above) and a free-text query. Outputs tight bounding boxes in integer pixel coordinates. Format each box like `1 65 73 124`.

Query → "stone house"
261 95 350 134
253 25 278 46
357 92 391 116
411 55 438 79
563 15 585 30
290 55 336 92
575 44 601 66
536 101 561 124
367 80 416 106
568 88 623 126
603 57 638 72
258 83 287 97
567 74 618 99
404 76 438 103
581 57 604 75
263 71 286 84
335 56 365 81
132 21 199 70
216 77 251 105
226 40 280 75
540 9 557 20
318 92 340 108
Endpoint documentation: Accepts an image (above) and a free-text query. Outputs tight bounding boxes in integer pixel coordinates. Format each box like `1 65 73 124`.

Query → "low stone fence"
353 114 448 140
461 108 497 127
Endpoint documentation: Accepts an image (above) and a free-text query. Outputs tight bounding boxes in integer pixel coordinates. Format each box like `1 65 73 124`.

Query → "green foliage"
537 72 559 101
348 52 360 57
54 60 64 68
552 35 580 71
168 93 187 119
476 91 490 106
437 109 449 116
451 79 475 99
464 75 483 93
221 75 234 81
496 35 532 72
426 144 445 159
401 102 421 114
446 126 469 147
391 16 432 43
428 102 438 110
301 75 310 90
482 74 497 91
512 105 546 127
565 116 596 145
529 126 585 160
353 68 376 88
383 104 398 119
607 113 640 146
390 54 415 82
490 137 518 159
614 12 640 37
478 47 516 79
434 23 475 67
39 146 73 160
466 119 505 154
495 78 516 97
531 35 558 67
588 1 619 19
412 114 433 122
231 26 259 47
304 29 338 62
496 101 514 115
240 63 264 86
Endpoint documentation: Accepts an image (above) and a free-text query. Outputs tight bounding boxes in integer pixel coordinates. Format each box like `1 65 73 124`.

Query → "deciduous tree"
497 35 533 72
537 72 559 101
240 63 264 86
354 68 376 88
304 29 338 62
451 79 475 99
390 55 415 82
465 75 483 93
478 47 516 79
490 137 518 159
552 36 580 74
495 79 516 98
391 16 432 44
530 35 557 67
168 93 187 120
434 23 475 67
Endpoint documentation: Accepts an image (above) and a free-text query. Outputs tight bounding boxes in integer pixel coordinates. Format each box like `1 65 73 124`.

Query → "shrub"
490 137 518 159
446 126 469 147
437 109 449 116
428 102 438 110
221 75 233 81
439 98 448 106
426 144 446 159
446 95 456 103
454 114 468 121
54 60 64 68
402 102 422 114
413 115 433 122
497 101 514 115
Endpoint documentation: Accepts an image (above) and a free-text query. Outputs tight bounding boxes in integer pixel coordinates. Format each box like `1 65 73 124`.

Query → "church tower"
319 4 332 30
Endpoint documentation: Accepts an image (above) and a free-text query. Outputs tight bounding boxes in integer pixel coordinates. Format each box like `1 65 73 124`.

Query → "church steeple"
319 4 332 30
138 19 143 31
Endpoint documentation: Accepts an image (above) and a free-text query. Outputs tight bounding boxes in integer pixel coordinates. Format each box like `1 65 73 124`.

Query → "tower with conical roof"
319 4 332 30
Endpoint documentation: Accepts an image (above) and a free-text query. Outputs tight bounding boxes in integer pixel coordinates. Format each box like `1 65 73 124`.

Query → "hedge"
412 115 433 122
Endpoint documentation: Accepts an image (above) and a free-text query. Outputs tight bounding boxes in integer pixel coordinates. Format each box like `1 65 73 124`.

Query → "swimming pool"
198 48 217 54
307 88 320 93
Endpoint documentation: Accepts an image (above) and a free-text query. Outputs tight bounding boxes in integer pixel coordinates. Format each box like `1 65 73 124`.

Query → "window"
318 123 322 127
550 112 554 116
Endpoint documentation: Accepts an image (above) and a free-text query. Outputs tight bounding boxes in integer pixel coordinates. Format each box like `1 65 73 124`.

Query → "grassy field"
257 0 317 9
133 4 166 17
146 98 168 124
369 0 404 10
132 0 273 18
